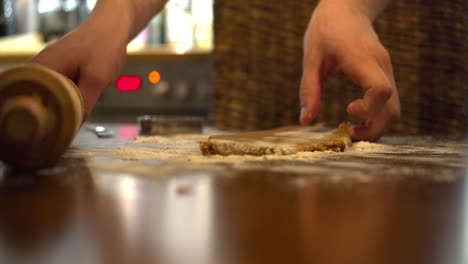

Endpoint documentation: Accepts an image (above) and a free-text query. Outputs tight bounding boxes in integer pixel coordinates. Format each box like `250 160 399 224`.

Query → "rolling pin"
0 64 84 169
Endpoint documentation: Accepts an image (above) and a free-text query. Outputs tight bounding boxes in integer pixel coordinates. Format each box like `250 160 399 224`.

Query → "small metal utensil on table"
87 125 114 138
137 115 203 135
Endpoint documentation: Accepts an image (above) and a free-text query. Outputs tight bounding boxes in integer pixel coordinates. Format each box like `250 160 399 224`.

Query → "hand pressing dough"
200 123 352 156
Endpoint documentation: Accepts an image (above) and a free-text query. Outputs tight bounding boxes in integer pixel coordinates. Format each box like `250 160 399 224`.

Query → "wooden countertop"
0 124 467 264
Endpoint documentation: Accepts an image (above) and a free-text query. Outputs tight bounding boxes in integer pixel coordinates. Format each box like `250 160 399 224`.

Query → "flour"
114 147 193 160
119 136 464 163
124 133 337 163
351 141 390 152
87 134 464 167
352 140 466 155
114 145 337 163
76 133 466 184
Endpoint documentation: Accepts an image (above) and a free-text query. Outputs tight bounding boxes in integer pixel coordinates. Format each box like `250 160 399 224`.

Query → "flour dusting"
72 133 466 183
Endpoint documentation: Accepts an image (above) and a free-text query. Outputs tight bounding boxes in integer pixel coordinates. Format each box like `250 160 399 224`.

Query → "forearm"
91 0 168 43
127 0 168 40
319 0 392 21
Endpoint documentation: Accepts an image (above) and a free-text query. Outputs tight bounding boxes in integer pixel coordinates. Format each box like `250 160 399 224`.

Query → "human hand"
300 1 400 141
29 6 132 120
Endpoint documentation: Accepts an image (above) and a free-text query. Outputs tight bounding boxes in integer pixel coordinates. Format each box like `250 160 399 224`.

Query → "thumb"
300 60 323 125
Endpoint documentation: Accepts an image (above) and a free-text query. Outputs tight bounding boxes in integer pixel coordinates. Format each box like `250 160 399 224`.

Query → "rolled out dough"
200 123 352 156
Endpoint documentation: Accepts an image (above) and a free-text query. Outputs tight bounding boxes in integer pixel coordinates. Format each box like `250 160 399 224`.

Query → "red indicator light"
116 76 142 92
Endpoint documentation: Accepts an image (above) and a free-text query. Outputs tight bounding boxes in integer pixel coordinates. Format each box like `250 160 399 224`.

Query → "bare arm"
93 0 168 41
332 0 393 21
30 0 168 118
300 0 400 141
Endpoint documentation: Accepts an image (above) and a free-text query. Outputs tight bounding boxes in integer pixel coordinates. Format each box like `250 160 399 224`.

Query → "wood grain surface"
0 124 466 264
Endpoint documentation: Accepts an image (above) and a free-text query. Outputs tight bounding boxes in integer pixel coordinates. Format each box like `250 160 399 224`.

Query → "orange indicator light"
148 71 161 84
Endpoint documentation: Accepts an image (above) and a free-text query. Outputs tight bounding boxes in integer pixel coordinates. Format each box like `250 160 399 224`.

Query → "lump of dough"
199 123 352 156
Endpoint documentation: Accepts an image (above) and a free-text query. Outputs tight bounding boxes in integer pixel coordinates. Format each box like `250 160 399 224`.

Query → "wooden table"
0 124 467 264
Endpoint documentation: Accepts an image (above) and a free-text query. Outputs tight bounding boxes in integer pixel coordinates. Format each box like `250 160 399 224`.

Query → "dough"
200 123 352 156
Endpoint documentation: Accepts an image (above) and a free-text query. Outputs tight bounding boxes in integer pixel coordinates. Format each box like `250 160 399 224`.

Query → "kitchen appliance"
38 0 90 42
0 0 13 36
138 115 203 135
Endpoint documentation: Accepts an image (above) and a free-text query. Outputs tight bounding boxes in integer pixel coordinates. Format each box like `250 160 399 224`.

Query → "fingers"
341 46 400 141
343 57 393 120
349 93 401 141
300 56 323 125
348 120 387 142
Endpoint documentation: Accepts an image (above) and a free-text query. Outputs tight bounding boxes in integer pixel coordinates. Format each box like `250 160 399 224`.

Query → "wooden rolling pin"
0 64 84 169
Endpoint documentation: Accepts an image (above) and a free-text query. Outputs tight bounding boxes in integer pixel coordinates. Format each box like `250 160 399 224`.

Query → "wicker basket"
212 0 467 135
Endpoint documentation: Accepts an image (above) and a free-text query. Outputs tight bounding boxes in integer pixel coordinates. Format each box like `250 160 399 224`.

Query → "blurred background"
0 0 214 122
0 0 466 135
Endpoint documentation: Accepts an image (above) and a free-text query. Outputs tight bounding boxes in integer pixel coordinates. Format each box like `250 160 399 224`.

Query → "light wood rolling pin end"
0 96 47 145
0 64 84 170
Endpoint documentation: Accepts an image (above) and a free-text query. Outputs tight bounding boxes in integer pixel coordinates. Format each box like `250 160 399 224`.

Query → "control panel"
91 58 213 122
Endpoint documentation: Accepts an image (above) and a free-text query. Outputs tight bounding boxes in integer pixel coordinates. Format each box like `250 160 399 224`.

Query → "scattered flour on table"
352 140 465 154
122 135 465 162
76 134 466 183
118 133 341 164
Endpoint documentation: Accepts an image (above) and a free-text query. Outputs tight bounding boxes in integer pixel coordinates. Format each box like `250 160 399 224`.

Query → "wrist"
318 0 390 21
